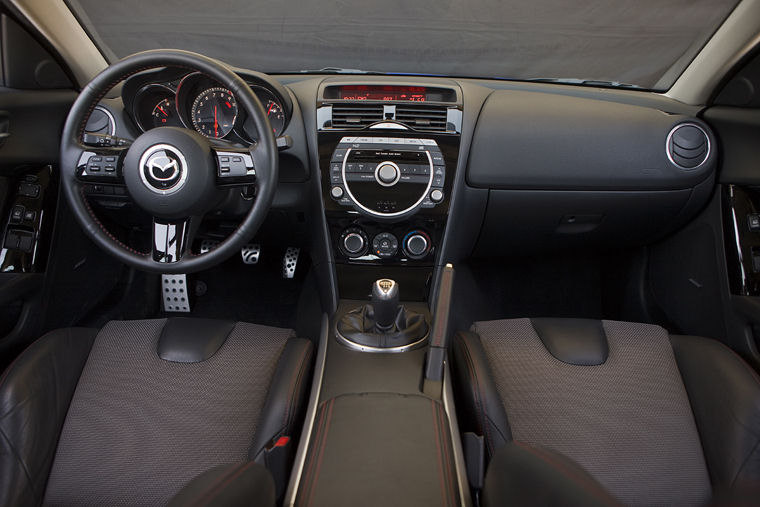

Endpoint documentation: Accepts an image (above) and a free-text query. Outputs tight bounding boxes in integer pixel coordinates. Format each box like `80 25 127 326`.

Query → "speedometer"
191 87 238 138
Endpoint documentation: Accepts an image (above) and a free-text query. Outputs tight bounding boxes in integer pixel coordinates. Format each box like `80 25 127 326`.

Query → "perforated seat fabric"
0 318 313 507
452 318 760 506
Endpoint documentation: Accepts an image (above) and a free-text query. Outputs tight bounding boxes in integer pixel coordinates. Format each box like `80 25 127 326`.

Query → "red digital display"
338 85 427 101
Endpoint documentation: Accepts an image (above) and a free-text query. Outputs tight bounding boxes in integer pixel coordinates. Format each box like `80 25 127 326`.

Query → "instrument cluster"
129 72 288 143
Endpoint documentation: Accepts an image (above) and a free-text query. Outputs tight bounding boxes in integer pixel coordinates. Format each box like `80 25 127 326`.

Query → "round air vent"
666 123 710 169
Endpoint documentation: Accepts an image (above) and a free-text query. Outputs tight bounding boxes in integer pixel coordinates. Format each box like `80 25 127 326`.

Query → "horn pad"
123 127 218 218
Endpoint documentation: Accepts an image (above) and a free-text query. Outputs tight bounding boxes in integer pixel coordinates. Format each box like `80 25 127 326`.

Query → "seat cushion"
456 318 712 506
41 319 303 507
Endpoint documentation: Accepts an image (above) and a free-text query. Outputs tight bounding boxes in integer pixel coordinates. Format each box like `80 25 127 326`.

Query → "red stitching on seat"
282 344 310 431
514 441 620 505
460 335 494 455
189 461 255 507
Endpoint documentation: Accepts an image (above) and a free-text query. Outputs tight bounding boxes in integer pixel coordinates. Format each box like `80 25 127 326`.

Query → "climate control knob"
339 228 369 258
403 231 431 259
344 233 365 254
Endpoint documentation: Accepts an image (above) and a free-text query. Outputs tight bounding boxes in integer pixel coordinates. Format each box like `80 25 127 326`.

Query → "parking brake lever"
424 264 455 392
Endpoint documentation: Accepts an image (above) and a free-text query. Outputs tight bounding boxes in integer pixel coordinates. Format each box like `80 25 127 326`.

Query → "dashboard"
91 66 719 300
121 68 292 144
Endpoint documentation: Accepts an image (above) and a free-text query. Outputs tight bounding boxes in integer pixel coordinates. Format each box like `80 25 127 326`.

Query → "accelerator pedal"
282 247 300 279
162 274 191 312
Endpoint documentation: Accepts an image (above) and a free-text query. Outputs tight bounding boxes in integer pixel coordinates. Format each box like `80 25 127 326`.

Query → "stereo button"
430 189 444 203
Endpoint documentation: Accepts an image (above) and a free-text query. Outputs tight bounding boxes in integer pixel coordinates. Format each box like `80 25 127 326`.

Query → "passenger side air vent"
395 105 448 132
667 123 710 169
331 104 384 129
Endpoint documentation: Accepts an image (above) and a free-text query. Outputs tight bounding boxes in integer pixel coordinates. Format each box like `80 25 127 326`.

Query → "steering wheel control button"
372 232 399 258
139 144 187 194
430 189 444 203
331 186 344 199
215 151 254 179
403 231 431 259
375 161 401 187
339 227 369 258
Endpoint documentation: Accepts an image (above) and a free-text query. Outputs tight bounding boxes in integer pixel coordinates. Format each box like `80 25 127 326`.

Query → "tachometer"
151 98 182 128
191 87 238 138
263 99 285 135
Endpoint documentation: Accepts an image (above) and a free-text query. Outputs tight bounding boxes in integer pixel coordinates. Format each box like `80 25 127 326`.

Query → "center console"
317 80 462 300
283 80 468 506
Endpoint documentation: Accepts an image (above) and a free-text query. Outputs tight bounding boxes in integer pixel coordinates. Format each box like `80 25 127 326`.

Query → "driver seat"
0 318 313 506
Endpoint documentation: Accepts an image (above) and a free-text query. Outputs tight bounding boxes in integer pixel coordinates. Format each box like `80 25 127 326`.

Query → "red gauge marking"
225 101 232 109
214 105 219 138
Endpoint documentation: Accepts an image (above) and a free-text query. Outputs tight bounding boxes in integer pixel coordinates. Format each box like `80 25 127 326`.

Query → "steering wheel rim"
60 49 279 273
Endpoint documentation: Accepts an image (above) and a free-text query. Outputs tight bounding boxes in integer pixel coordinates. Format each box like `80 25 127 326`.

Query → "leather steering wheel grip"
59 49 279 273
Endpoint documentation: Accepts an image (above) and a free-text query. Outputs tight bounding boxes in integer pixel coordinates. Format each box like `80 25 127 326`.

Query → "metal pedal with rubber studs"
282 247 300 279
241 244 261 264
162 274 191 312
199 240 219 254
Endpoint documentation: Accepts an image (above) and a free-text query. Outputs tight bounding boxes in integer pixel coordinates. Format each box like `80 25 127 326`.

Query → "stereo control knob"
376 162 400 186
430 189 444 203
404 231 431 259
331 186 344 199
343 233 366 255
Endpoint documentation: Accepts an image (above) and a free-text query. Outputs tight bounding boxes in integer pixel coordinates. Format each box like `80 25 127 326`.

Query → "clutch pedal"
162 274 191 312
241 243 261 264
282 247 300 279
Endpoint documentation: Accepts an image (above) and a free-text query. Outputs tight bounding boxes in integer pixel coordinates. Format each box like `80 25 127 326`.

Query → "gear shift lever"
371 279 399 331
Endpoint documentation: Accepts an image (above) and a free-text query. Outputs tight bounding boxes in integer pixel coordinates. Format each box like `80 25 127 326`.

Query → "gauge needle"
158 106 168 116
267 103 274 115
214 105 218 137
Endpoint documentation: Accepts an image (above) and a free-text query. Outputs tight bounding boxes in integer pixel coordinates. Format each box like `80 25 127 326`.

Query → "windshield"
67 0 739 90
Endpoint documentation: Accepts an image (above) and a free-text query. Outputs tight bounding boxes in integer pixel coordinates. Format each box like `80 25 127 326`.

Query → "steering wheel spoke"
213 146 256 186
152 217 197 263
75 144 128 184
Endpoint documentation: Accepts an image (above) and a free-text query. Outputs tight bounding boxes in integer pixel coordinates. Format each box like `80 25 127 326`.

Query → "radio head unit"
329 137 445 219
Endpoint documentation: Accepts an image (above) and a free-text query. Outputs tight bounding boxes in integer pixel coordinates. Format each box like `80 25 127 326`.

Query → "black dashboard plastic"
466 90 716 191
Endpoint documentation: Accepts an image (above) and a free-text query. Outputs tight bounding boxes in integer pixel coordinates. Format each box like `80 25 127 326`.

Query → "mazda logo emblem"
138 144 188 194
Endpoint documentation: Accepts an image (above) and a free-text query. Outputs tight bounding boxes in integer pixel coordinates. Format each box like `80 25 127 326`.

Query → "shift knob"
371 279 400 330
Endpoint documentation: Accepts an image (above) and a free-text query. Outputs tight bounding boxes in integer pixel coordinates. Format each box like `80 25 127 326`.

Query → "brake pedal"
162 274 191 312
282 247 300 279
200 239 219 254
241 243 261 264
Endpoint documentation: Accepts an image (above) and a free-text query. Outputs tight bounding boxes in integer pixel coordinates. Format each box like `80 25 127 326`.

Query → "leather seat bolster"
167 462 275 507
670 334 760 490
530 318 609 366
249 337 314 461
483 441 623 507
451 331 511 458
157 317 236 363
0 327 98 507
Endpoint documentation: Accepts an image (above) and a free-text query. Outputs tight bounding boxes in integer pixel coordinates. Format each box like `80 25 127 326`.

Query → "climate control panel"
334 221 436 263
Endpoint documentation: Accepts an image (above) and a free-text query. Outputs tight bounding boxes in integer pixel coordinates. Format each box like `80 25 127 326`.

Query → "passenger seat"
451 318 760 505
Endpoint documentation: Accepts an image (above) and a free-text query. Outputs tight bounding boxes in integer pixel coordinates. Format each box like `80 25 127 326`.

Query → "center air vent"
331 104 384 129
395 105 448 132
667 123 710 169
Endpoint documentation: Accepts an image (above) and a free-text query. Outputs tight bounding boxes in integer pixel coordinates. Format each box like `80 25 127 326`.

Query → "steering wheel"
59 49 278 273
